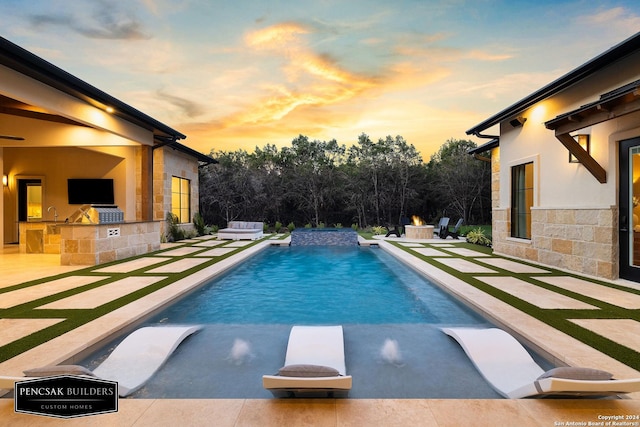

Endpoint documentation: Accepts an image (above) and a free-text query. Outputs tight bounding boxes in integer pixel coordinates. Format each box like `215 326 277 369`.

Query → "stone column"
139 145 153 221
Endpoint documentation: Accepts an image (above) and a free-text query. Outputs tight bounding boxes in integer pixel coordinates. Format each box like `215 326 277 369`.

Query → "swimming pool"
80 245 551 398
146 246 481 324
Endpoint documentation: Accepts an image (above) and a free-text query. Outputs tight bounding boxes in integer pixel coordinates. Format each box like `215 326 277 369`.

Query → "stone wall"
492 207 618 279
153 147 199 238
19 222 61 254
59 221 160 265
291 229 358 246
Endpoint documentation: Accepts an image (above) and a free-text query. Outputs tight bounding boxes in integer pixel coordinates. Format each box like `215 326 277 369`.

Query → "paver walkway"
380 238 640 377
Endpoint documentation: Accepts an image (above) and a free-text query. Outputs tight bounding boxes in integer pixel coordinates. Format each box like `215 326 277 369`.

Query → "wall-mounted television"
67 179 115 205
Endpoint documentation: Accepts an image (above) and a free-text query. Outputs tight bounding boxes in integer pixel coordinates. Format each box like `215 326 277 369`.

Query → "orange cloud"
207 22 381 130
245 22 310 50
183 24 517 159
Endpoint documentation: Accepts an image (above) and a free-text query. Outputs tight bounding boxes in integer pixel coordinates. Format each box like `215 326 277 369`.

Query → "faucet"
47 206 58 223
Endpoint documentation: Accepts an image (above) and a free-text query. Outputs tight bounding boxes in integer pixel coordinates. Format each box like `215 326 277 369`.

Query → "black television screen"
67 179 115 205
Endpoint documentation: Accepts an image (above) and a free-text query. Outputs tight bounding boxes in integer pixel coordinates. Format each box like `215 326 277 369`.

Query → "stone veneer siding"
153 148 199 238
18 222 62 254
489 147 618 279
290 229 359 246
59 221 160 265
492 207 618 279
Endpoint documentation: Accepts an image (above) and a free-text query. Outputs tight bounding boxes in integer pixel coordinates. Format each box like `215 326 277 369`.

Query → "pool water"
147 246 482 325
81 245 552 398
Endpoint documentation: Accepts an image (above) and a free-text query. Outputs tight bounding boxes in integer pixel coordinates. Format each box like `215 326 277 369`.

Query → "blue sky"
1 0 639 158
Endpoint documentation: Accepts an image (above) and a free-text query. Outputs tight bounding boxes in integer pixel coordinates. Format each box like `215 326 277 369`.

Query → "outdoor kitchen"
19 219 161 266
19 204 160 266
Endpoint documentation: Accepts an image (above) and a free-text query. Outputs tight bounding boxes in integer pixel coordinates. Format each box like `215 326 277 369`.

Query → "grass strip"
388 240 640 371
0 236 268 363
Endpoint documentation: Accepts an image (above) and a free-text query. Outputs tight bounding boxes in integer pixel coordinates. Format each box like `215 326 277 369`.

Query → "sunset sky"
1 0 639 159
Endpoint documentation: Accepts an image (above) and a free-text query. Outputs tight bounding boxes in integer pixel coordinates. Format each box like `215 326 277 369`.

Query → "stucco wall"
2 146 134 243
490 52 640 280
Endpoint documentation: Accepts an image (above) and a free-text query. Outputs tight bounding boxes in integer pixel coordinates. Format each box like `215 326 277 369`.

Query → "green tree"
347 134 423 227
347 133 389 226
200 149 256 225
198 134 485 230
282 135 347 227
427 139 490 224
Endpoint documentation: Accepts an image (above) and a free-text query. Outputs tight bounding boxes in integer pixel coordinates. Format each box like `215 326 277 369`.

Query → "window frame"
510 161 534 240
171 176 191 224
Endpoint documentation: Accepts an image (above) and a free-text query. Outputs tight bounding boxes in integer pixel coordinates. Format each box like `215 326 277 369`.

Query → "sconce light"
569 134 590 163
509 116 527 127
2 174 7 187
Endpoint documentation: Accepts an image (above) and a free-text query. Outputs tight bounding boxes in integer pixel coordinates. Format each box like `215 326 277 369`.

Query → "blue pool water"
81 245 552 398
147 246 480 325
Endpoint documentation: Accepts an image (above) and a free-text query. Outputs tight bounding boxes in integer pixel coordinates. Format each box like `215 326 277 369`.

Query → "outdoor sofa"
217 221 264 240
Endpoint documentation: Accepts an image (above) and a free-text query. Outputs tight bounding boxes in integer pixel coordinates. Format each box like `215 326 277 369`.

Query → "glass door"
17 179 42 222
620 138 640 281
26 183 43 221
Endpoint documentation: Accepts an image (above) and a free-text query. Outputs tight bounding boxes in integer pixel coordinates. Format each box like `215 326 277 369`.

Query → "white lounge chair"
263 325 352 397
0 325 200 397
442 327 640 398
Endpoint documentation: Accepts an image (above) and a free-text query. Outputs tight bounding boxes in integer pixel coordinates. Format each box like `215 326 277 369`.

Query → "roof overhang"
544 79 640 133
466 32 640 137
544 79 640 184
0 36 186 142
468 138 499 155
152 135 216 165
467 138 498 162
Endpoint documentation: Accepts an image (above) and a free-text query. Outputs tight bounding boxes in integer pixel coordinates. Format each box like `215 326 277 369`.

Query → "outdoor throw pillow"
278 364 340 377
24 365 96 377
537 367 613 381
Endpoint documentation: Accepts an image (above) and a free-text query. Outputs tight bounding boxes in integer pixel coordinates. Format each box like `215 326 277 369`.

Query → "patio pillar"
140 145 153 221
0 148 4 245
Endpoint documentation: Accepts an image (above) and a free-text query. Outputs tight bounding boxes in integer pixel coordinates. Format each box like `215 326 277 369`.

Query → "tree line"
198 134 491 230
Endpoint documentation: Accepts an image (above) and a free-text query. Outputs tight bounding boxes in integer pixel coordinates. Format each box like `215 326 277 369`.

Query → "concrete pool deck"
1 235 640 425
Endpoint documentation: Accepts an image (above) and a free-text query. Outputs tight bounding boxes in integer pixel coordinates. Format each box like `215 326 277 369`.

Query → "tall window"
511 162 533 239
171 176 191 223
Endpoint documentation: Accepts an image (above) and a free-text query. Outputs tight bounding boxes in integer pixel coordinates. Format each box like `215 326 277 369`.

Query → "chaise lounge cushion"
218 221 264 240
537 367 613 381
24 365 96 377
278 364 340 378
227 221 262 230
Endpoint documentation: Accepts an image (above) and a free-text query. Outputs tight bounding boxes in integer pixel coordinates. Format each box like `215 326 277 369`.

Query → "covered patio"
0 36 213 266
